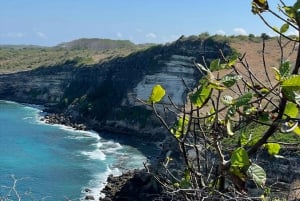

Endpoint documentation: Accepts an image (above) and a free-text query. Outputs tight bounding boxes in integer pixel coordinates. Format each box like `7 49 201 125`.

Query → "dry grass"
230 38 298 82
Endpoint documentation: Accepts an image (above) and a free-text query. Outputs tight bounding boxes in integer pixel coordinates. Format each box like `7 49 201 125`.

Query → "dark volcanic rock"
100 170 164 201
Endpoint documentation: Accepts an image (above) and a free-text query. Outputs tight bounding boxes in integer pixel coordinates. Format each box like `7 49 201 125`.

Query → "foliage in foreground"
146 0 300 200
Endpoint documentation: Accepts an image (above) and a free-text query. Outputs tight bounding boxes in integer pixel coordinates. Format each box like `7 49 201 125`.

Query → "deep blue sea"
0 101 156 200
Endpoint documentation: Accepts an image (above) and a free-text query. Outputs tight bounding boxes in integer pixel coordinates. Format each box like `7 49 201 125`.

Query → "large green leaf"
282 75 300 103
149 85 166 103
231 147 250 168
264 143 281 155
281 75 300 90
190 84 212 107
284 101 299 118
221 74 242 88
234 93 253 107
246 163 266 188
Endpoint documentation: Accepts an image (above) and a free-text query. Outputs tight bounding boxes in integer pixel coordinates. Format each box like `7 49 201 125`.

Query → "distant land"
0 38 155 73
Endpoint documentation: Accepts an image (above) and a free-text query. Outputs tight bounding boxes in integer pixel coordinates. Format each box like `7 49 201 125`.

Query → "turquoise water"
0 101 152 200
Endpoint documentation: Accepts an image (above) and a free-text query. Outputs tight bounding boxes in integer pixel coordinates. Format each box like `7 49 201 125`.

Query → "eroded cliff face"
0 37 232 138
0 65 74 105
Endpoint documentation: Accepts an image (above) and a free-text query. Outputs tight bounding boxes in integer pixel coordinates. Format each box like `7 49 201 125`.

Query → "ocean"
0 100 157 200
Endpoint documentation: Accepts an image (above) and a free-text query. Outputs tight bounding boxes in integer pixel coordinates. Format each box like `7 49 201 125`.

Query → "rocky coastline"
38 108 170 201
41 113 88 130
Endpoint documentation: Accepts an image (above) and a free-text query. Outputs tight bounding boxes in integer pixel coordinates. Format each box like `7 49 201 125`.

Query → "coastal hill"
0 34 295 137
0 38 152 74
56 38 153 50
0 35 232 139
0 35 297 139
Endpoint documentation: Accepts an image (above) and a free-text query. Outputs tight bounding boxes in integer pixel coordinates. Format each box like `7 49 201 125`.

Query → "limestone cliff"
0 36 232 138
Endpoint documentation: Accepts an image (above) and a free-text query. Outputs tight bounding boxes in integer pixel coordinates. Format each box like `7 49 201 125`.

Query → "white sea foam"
81 149 106 161
23 116 33 120
101 141 122 154
81 165 121 201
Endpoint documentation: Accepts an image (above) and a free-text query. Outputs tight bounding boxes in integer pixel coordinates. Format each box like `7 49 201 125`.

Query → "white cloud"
233 28 247 35
146 33 157 39
36 32 47 39
7 32 25 38
216 30 226 35
116 32 123 38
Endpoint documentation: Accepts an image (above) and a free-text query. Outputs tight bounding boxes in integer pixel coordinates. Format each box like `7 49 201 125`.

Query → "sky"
0 0 297 46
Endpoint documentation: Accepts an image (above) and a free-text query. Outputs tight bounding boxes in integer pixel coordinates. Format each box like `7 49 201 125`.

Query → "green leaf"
210 59 221 72
284 101 299 118
234 93 253 107
171 116 189 139
240 128 250 146
281 75 300 102
149 85 165 103
281 75 300 90
293 126 300 135
221 74 242 88
264 143 281 155
246 163 266 188
279 61 291 78
280 23 289 33
231 147 250 168
190 84 212 107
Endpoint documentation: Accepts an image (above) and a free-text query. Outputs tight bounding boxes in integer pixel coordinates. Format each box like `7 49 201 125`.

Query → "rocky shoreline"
38 109 169 201
41 113 88 130
99 169 163 201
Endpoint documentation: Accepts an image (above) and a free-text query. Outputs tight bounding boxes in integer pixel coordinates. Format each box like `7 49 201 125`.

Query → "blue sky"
0 0 296 46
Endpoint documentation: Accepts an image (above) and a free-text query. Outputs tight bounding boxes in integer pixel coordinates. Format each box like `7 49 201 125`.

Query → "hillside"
57 38 136 50
0 38 152 74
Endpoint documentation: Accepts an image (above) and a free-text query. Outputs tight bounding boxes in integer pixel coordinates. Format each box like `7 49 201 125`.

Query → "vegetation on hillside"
146 0 300 200
0 39 153 73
